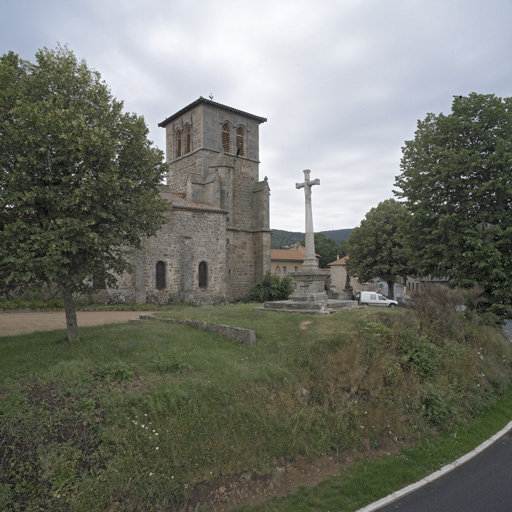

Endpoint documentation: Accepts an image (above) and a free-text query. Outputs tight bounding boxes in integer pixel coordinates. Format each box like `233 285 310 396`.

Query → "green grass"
1 304 511 511
235 383 512 512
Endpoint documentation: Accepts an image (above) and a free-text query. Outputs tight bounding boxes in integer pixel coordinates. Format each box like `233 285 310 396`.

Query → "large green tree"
314 232 345 268
0 47 170 341
394 93 512 315
346 199 411 299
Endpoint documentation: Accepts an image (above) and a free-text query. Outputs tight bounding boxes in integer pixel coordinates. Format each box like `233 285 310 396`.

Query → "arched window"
198 261 208 288
236 126 245 156
175 129 182 159
184 124 191 154
222 123 230 153
156 261 166 290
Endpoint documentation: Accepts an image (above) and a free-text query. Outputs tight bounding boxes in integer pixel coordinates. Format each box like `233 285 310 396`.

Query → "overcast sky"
2 0 511 232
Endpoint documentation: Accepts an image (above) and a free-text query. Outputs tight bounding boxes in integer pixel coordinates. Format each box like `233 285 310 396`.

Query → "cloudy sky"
2 0 511 232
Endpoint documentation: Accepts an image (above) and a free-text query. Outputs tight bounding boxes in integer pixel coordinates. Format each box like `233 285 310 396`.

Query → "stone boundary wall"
139 314 256 346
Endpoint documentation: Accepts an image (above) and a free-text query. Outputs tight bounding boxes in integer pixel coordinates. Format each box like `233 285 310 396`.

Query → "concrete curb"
357 419 512 511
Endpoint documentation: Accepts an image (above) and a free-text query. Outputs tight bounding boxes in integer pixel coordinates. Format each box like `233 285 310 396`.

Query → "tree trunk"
387 280 395 300
61 287 79 342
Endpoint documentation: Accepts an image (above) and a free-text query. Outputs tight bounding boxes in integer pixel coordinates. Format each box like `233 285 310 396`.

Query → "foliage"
0 47 170 338
320 228 353 244
346 199 412 298
271 229 305 249
250 271 294 301
239 384 512 512
0 298 64 310
394 93 512 317
398 329 439 381
412 284 466 339
271 229 353 249
0 46 170 340
314 232 346 268
1 305 511 511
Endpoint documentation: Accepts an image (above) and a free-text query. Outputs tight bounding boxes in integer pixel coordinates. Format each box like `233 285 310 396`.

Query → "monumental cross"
296 169 320 271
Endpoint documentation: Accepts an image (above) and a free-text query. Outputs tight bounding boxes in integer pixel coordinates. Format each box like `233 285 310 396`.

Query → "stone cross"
296 169 320 271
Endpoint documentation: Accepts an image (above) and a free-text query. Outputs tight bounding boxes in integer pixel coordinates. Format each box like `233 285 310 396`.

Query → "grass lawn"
1 304 511 511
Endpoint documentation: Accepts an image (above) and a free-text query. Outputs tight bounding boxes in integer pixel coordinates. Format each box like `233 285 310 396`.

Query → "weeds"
1 304 511 511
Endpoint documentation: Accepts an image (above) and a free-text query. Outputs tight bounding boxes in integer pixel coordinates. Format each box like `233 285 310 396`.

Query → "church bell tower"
158 98 271 299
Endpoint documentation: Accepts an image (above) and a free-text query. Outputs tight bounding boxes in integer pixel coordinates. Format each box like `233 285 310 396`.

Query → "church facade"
104 98 271 305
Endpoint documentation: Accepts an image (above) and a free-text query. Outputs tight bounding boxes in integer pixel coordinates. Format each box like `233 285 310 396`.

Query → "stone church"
106 97 271 305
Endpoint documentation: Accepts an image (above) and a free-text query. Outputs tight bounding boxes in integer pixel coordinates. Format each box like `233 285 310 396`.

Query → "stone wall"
165 102 262 190
142 315 257 346
329 263 363 297
103 208 228 305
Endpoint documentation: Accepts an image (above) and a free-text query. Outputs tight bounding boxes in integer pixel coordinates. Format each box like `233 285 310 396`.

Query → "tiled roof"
160 187 228 214
158 97 267 128
271 246 306 262
328 256 348 266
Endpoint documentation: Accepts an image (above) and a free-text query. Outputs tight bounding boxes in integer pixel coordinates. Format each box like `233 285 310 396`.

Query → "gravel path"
0 310 155 337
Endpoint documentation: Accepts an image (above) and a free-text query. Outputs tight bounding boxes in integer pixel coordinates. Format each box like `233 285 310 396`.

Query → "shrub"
95 362 134 382
398 330 438 381
250 272 294 302
423 389 451 425
412 284 465 339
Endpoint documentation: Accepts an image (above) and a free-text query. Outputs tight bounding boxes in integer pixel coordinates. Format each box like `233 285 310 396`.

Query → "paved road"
371 320 512 512
503 319 512 341
377 430 512 512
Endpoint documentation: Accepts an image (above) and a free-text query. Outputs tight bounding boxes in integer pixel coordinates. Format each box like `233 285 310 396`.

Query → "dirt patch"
299 320 312 330
184 443 402 512
0 310 155 337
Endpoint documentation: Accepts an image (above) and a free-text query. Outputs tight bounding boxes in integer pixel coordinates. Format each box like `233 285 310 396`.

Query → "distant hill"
320 229 354 243
271 228 353 249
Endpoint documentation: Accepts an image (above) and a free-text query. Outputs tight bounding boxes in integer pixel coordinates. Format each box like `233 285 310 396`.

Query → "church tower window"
236 127 245 156
198 261 208 288
175 129 182 159
156 261 166 289
184 124 191 154
222 123 230 153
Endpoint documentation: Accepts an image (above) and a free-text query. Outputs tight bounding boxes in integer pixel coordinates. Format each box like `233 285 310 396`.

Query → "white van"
358 291 398 307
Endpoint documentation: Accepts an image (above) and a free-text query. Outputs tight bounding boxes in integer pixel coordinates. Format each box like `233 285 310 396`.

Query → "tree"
314 232 344 268
0 47 170 341
346 199 411 299
394 93 512 315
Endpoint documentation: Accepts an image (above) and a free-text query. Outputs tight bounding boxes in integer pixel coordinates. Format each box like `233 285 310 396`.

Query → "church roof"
160 187 228 214
158 97 267 128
